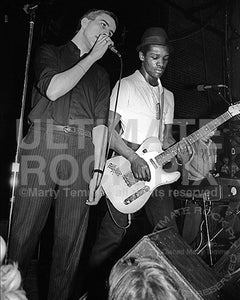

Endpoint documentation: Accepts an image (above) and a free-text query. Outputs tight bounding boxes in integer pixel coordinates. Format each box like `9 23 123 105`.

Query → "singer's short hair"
108 256 184 300
76 8 118 32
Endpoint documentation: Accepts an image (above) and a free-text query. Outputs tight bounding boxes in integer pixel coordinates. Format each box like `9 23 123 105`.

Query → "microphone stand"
104 53 133 229
5 5 38 263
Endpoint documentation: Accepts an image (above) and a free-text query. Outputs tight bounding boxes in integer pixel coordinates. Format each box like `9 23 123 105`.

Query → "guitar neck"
155 110 233 166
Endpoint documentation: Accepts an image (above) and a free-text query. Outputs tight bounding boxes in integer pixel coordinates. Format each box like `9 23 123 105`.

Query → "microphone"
109 44 121 58
197 84 228 91
23 3 39 14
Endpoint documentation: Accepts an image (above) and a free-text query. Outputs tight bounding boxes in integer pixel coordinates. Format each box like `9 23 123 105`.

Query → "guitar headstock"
228 101 240 116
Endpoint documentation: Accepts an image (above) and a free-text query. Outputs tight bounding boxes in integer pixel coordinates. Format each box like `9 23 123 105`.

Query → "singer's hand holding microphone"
100 33 121 57
92 34 121 59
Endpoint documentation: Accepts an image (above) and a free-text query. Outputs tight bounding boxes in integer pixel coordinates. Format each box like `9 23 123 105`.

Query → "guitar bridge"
124 186 150 205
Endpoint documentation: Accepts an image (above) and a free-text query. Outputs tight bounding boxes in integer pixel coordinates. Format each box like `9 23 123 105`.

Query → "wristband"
93 169 104 174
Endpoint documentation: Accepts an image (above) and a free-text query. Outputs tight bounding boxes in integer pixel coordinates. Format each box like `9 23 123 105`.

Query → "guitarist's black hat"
136 27 173 52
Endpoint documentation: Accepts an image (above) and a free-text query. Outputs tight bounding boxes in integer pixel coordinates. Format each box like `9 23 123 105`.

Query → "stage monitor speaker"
213 237 240 300
119 227 220 300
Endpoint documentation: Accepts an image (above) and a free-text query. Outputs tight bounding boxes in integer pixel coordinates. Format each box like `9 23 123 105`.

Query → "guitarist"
87 27 192 299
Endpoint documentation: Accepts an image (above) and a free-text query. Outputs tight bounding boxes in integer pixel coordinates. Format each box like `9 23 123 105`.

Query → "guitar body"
101 137 180 214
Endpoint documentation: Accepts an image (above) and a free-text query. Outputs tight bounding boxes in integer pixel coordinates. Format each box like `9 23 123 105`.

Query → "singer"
8 8 118 300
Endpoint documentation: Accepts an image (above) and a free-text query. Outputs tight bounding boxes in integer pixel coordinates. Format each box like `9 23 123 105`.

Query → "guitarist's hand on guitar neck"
176 138 193 165
128 152 151 182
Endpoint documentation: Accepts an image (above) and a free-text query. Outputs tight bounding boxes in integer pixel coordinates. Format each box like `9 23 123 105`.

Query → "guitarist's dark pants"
87 184 178 299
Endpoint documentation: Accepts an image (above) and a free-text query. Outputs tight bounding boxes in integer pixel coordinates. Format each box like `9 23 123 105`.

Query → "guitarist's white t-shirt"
109 70 174 144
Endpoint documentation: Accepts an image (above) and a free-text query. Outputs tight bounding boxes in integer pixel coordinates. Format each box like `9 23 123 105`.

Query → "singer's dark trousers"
8 125 93 300
87 185 178 298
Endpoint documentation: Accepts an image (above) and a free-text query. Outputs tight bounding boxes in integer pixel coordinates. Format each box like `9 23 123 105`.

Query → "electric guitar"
101 103 240 214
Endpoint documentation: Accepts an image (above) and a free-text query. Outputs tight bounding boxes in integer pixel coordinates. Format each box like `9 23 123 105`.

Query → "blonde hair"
0 236 28 300
108 256 184 300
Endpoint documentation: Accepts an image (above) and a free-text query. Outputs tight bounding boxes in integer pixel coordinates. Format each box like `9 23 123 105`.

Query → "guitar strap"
158 87 165 142
123 139 141 151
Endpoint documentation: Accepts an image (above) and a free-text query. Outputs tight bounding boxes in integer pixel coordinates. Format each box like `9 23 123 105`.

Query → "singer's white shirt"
109 70 174 145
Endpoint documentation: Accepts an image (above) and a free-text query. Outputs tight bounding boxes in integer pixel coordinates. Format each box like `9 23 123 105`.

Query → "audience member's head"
108 256 184 300
0 236 28 300
0 235 7 263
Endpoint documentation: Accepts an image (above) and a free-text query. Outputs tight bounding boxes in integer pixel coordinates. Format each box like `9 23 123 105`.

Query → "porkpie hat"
136 27 172 51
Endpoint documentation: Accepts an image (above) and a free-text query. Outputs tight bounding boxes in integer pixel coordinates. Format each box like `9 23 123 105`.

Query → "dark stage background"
1 0 240 298
2 0 239 218
2 0 240 223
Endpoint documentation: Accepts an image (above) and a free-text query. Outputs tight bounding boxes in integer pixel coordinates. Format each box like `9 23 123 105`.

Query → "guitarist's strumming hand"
176 138 193 165
86 172 105 206
129 152 151 182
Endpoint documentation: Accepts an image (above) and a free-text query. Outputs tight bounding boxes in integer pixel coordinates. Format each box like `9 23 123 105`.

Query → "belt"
46 124 92 138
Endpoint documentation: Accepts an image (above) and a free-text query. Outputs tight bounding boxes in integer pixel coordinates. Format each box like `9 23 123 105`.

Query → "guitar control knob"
230 186 237 196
